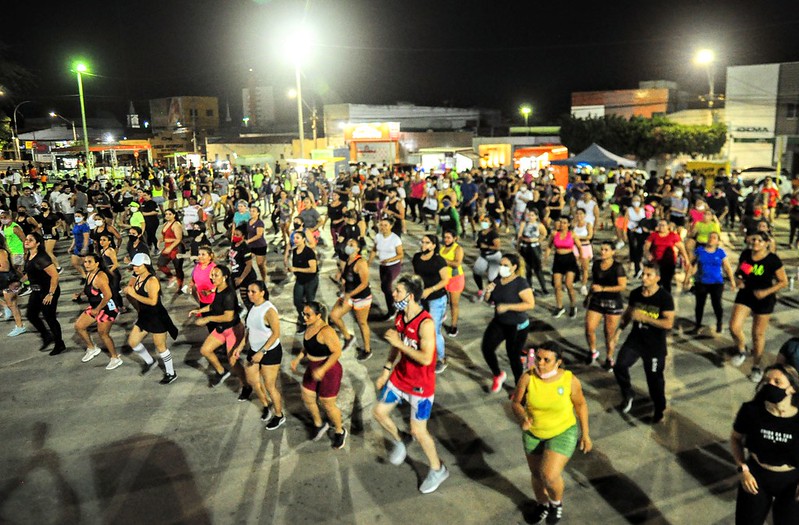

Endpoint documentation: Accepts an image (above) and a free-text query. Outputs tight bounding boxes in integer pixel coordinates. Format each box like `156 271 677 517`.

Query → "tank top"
552 231 575 250
626 207 645 233
162 221 179 254
439 242 462 277
520 221 541 246
134 274 160 317
247 300 280 352
339 223 360 245
303 328 332 358
84 271 117 311
391 309 436 396
573 223 590 244
192 262 217 304
525 370 577 439
152 187 164 198
2 223 24 255
343 255 371 299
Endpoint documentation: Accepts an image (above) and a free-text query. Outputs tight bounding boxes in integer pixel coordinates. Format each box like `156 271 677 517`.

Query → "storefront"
344 122 400 165
417 147 479 173
513 145 570 188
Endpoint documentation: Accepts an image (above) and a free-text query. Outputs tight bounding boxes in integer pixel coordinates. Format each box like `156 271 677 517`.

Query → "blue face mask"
393 294 410 312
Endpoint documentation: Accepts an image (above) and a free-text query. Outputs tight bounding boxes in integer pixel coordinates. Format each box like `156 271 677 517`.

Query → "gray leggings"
474 251 502 291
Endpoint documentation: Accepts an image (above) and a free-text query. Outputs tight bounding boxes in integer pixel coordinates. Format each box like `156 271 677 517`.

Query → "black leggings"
694 282 723 327
481 318 530 384
789 217 799 246
628 231 647 274
519 244 548 293
657 259 676 295
613 340 666 413
379 263 402 315
736 461 799 525
27 288 63 345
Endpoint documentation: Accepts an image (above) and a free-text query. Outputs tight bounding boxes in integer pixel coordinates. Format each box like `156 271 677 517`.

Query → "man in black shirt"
613 262 675 424
139 190 161 251
706 186 729 224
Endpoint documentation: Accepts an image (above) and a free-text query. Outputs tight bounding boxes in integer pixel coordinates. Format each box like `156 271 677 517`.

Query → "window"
206 109 214 117
788 103 798 119
189 109 198 117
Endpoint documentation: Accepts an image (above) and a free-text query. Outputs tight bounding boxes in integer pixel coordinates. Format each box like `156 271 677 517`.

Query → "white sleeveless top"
247 300 280 352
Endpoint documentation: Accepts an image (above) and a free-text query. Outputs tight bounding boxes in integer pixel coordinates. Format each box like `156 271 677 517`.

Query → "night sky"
3 0 799 127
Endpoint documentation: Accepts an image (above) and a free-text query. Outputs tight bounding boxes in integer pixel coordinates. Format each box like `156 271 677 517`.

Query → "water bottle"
522 347 536 370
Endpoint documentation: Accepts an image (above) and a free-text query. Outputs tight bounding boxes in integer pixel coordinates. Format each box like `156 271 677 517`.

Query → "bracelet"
383 365 392 372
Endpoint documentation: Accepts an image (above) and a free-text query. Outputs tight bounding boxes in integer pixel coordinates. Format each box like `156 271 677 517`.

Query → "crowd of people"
1 160 798 523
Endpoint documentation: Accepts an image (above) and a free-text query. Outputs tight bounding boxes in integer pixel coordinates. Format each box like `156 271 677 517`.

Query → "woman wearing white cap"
125 253 180 384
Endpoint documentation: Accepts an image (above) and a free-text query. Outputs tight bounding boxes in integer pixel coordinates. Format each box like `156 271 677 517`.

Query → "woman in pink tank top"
190 246 217 306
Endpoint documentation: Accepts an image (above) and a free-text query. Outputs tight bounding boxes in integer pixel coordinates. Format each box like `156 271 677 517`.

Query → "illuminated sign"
344 122 400 142
735 127 770 133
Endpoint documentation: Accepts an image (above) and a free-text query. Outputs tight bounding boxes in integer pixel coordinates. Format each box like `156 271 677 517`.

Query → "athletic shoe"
435 359 448 374
601 358 615 372
18 286 31 297
651 409 665 425
342 337 356 351
447 326 459 337
49 343 66 356
491 371 507 393
568 306 577 318
580 284 588 296
716 320 723 333
57 267 64 274
261 406 274 422
332 428 348 449
389 439 407 466
615 240 625 250
749 367 763 383
210 369 231 388
530 503 549 524
180 284 191 295
3 306 12 320
553 308 566 319
265 414 286 430
140 360 158 376
635 269 643 279
81 347 102 363
238 385 253 401
587 349 599 365
159 373 177 385
620 396 634 414
167 277 178 289
419 464 449 494
546 502 563 524
106 357 123 370
730 352 747 367
312 422 330 442
356 348 372 361
8 325 26 337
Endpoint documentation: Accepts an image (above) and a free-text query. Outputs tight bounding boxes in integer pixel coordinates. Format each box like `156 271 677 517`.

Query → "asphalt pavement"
0 211 798 524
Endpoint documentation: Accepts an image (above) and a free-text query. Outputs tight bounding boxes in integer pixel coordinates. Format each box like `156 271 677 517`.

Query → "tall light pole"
12 100 32 161
74 61 92 177
694 49 716 108
520 105 532 136
294 63 305 158
283 25 313 159
288 88 318 144
49 112 77 142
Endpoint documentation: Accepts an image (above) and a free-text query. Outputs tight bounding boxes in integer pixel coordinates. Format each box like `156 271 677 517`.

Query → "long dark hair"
756 364 799 407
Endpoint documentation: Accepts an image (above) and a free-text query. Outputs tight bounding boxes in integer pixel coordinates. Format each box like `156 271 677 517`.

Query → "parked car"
736 166 796 216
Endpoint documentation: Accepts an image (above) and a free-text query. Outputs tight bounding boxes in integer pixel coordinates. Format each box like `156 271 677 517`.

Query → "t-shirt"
669 197 689 216
626 286 674 353
694 220 720 244
140 200 159 229
695 246 727 285
737 249 783 291
72 222 91 252
490 275 531 325
26 251 54 290
412 253 448 301
299 208 320 229
478 229 499 256
375 232 402 265
129 211 145 230
707 196 728 216
591 260 626 301
207 286 239 333
733 400 799 467
229 243 256 285
647 232 681 264
292 245 318 284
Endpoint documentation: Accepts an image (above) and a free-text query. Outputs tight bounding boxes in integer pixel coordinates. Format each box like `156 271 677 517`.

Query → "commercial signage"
355 142 395 164
344 122 400 142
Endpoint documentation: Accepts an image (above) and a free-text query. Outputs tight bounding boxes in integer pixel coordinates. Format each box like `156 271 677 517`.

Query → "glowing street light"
520 105 532 135
282 25 314 159
72 60 92 176
49 111 78 142
694 49 716 108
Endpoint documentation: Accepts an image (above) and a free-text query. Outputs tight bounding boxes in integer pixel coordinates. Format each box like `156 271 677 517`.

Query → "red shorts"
84 306 118 323
302 359 343 398
446 273 465 293
210 325 244 352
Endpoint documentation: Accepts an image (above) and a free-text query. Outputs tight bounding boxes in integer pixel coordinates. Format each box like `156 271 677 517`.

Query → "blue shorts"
378 380 434 421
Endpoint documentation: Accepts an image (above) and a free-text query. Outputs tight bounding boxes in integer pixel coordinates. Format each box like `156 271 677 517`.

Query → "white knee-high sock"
133 343 154 365
160 349 174 375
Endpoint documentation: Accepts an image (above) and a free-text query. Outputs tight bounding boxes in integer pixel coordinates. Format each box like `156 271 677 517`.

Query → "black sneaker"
447 325 459 337
312 422 330 441
39 335 54 351
620 396 634 414
356 348 372 361
343 337 356 351
651 409 665 425
159 373 177 385
140 360 158 376
546 502 563 524
553 308 566 319
601 358 614 372
265 414 286 431
261 406 273 421
238 385 253 401
211 369 231 388
332 428 348 449
48 343 66 356
530 503 549 524
568 306 576 318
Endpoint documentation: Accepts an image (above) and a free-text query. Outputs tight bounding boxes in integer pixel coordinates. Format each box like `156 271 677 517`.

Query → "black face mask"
758 383 789 404
293 223 302 230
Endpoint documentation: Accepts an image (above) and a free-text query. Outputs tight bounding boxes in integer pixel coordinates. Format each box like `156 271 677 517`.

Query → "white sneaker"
106 357 123 370
749 367 763 383
389 439 407 466
730 352 747 367
181 284 191 295
167 277 178 289
81 347 102 363
580 285 588 296
8 325 26 337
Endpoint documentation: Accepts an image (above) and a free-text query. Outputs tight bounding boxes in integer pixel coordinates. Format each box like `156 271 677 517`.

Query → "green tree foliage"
558 114 727 163
0 41 35 153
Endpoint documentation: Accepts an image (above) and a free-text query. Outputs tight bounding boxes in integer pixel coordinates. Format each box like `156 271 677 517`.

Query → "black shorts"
460 203 476 218
250 245 267 256
552 252 580 276
587 295 624 316
247 342 283 366
669 215 686 228
734 289 777 315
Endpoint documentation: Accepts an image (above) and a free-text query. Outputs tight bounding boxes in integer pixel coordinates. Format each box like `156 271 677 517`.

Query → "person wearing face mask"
472 214 502 302
686 208 721 255
229 224 257 310
511 344 592 525
482 253 536 393
383 186 406 237
483 191 505 235
440 230 465 337
124 226 150 265
668 187 689 230
625 198 648 278
643 219 691 295
436 177 458 209
730 364 799 525
69 210 92 300
330 238 373 361
436 197 461 238
517 209 549 295
513 184 533 231
412 234 450 374
369 218 404 320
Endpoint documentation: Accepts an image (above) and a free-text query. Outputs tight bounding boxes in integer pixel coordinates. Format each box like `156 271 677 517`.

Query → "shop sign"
344 122 400 142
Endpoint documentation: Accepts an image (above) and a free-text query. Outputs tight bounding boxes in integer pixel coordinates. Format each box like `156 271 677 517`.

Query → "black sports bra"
303 329 332 358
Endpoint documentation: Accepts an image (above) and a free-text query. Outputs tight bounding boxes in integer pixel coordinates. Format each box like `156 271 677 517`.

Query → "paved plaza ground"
1 212 797 524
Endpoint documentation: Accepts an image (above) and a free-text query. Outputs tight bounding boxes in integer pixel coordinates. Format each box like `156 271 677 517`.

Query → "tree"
558 114 727 164
0 41 35 155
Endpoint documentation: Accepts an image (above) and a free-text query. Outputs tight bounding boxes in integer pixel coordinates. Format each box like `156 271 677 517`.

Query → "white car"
737 166 795 213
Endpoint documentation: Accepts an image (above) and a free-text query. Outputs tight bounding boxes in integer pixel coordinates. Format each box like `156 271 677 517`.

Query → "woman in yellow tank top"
439 230 464 336
511 344 592 524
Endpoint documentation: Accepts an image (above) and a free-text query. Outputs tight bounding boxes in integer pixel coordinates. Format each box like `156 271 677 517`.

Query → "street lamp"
11 100 34 161
283 25 314 159
49 112 77 142
694 49 716 108
520 105 532 135
73 61 92 177
287 87 318 143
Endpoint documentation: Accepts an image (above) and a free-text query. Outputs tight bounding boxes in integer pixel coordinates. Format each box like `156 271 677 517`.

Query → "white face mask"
498 266 512 278
632 201 641 207
441 182 450 189
695 204 706 211
674 191 683 198
344 245 356 256
481 221 491 230
75 217 83 223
